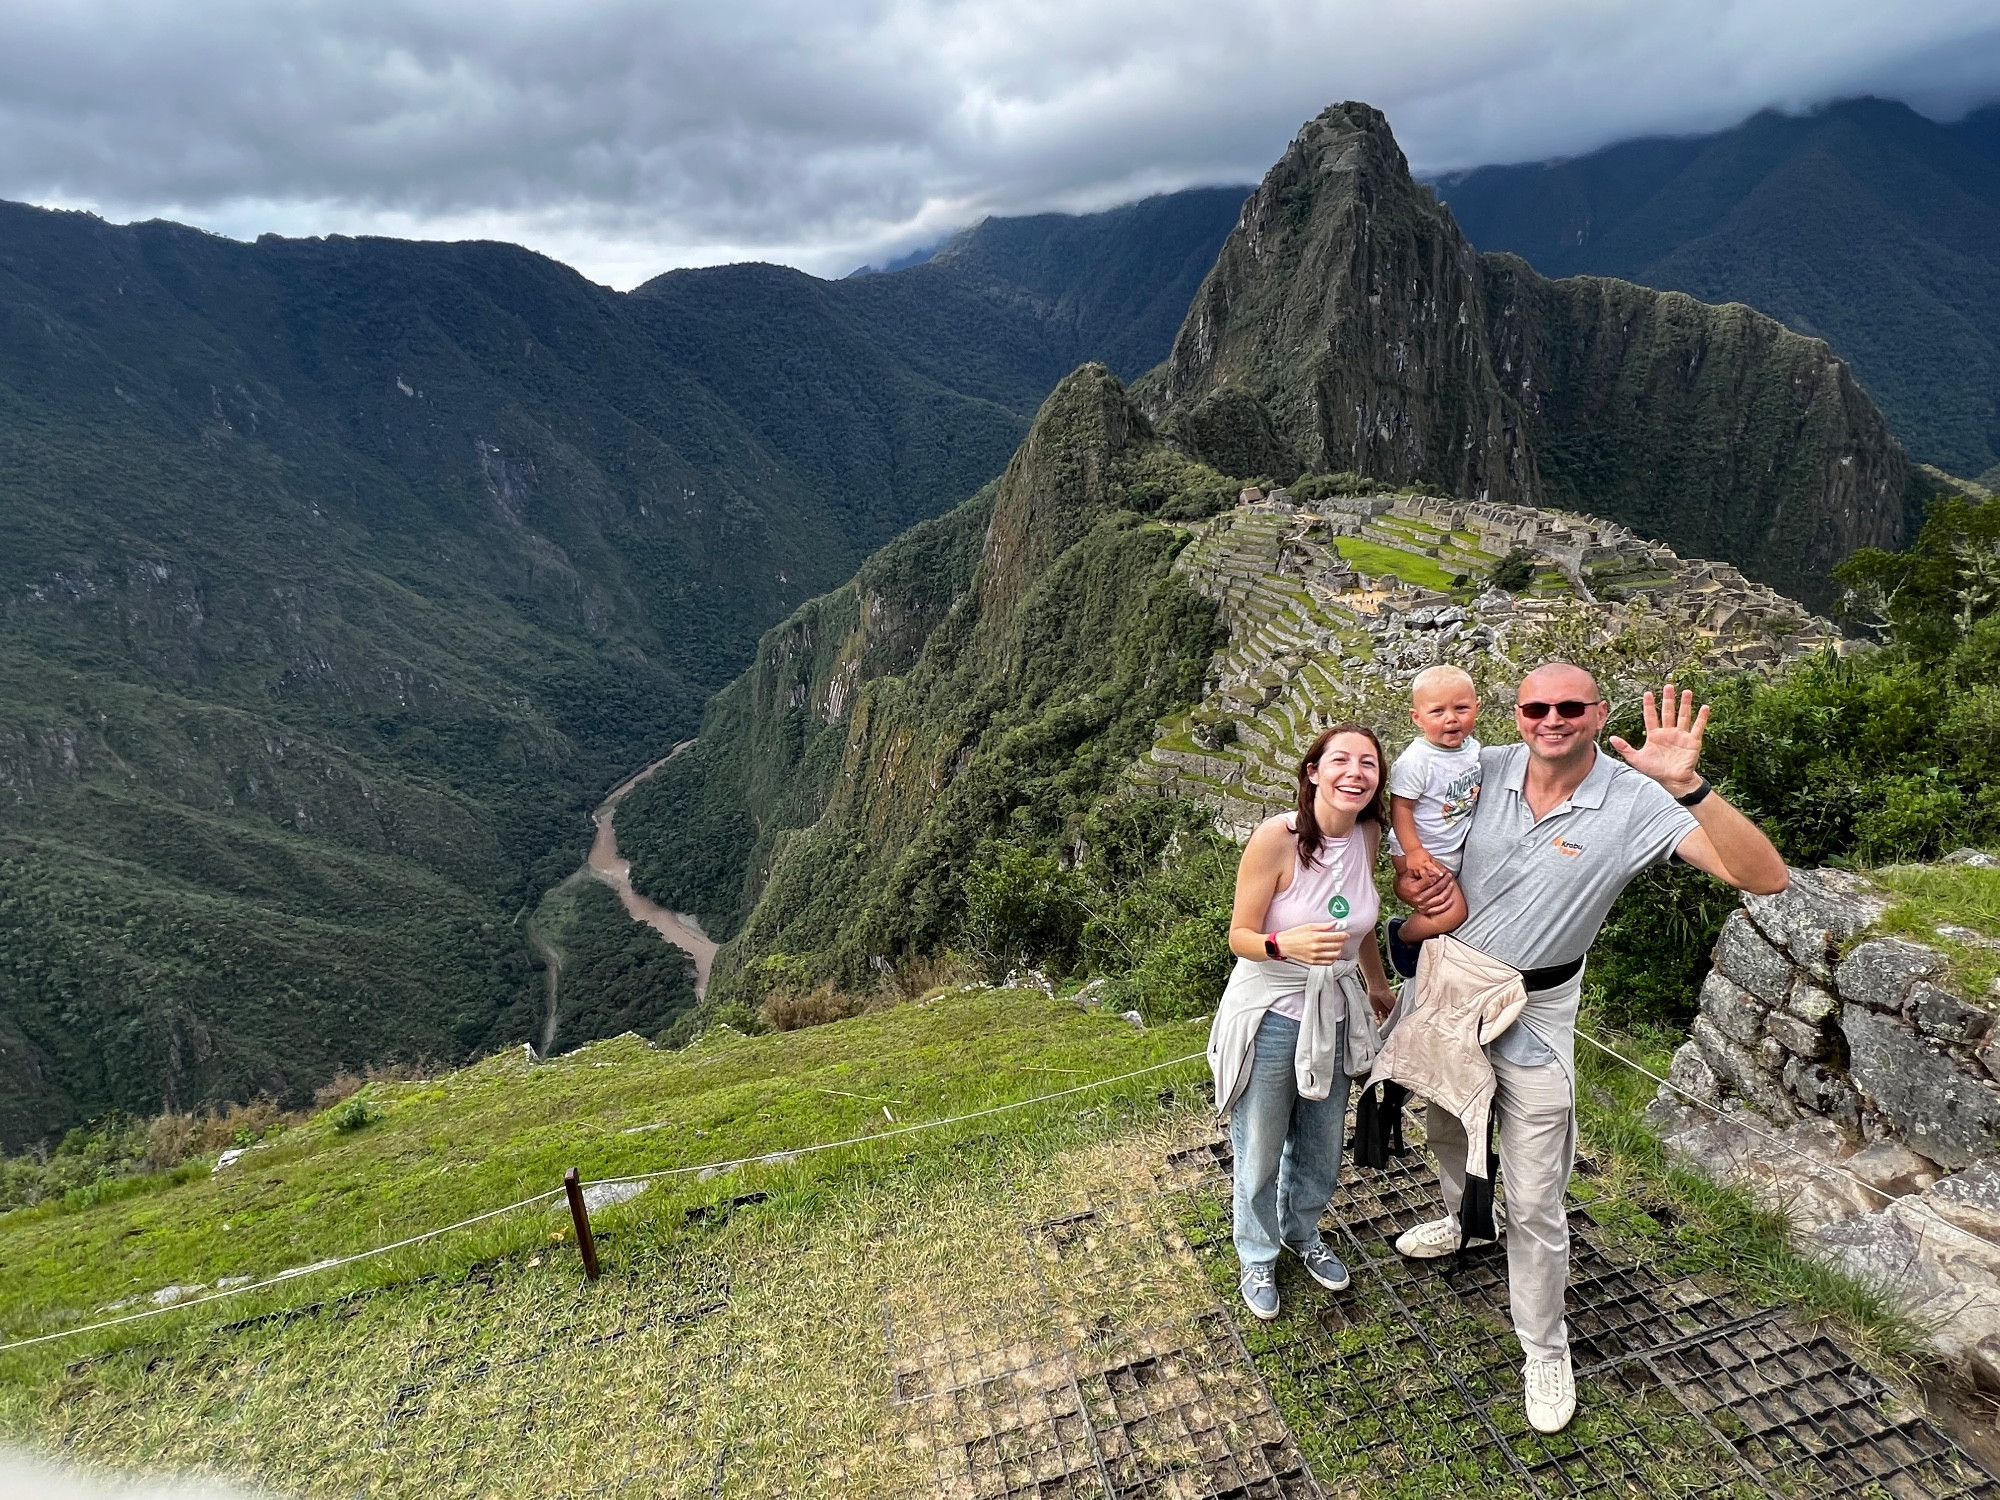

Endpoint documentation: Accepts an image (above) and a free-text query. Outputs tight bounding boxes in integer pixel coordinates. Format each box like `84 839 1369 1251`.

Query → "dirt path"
585 741 718 997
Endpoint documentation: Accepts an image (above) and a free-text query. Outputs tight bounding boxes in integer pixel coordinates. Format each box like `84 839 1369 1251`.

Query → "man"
1393 664 1787 1435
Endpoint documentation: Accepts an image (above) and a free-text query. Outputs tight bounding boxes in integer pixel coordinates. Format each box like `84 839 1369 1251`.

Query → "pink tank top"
1262 815 1380 1020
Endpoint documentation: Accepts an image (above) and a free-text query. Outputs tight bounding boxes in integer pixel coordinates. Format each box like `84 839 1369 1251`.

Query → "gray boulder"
1928 1162 2000 1243
1785 976 1839 1024
1842 1140 1941 1201
1843 1004 2000 1168
1743 868 1889 979
1781 1057 1860 1130
1698 969 1769 1045
1908 981 1993 1045
1836 938 1950 1014
1764 1010 1831 1061
1665 1039 1720 1106
1693 1015 1795 1121
1713 912 1794 1005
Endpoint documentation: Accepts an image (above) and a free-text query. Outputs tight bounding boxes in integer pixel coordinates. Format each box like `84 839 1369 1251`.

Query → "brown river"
584 743 718 996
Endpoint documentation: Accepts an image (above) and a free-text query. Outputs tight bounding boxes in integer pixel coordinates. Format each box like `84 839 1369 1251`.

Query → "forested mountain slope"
1435 97 2000 480
0 188 1243 1147
1152 103 1912 609
622 102 1914 1005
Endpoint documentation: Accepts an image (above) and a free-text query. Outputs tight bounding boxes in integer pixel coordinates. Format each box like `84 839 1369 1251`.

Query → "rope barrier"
0 1191 565 1354
1574 1027 1898 1207
594 1051 1205 1189
0 1049 1208 1355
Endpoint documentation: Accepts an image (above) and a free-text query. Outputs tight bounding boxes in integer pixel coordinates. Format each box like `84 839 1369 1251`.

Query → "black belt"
1519 954 1585 992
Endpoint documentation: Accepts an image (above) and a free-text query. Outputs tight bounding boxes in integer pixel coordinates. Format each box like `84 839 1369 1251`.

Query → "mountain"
0 188 1244 1147
1150 103 1912 609
1433 97 2000 480
619 101 1912 1007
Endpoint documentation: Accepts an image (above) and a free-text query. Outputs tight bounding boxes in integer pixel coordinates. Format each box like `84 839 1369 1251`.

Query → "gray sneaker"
1284 1238 1352 1292
1238 1263 1280 1320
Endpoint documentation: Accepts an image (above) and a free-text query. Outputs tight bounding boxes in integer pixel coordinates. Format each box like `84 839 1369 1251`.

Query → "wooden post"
563 1168 601 1280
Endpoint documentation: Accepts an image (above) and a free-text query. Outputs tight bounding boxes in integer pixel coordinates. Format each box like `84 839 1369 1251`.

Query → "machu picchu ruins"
1134 485 1843 835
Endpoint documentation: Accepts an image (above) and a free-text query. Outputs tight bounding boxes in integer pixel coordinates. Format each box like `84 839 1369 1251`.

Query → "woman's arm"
1358 824 1395 1015
1229 818 1346 964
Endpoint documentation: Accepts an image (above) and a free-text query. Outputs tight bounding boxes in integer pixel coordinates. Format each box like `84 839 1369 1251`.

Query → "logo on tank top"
1328 894 1350 920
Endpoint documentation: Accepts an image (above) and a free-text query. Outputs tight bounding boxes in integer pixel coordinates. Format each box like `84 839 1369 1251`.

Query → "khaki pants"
1425 1050 1577 1362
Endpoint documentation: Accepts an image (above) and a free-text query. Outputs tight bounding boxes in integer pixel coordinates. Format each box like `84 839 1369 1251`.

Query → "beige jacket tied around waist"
1363 934 1528 1181
1207 956 1379 1119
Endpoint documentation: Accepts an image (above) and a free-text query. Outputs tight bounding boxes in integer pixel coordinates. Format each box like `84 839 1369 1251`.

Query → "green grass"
1332 538 1458 591
0 989 1206 1361
1871 862 2000 999
0 988 1944 1497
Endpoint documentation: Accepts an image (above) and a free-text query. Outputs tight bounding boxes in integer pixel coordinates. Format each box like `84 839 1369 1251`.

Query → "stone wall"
1654 859 2000 1386
1664 866 2000 1169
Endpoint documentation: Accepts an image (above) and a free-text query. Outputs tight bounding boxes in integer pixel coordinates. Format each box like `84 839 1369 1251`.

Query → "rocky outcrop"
1150 102 1912 608
1655 862 2000 1387
1662 869 2000 1166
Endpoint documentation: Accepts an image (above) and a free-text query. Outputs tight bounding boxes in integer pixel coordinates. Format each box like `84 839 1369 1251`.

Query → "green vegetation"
1700 490 2000 866
526 876 699 1052
0 187 1243 1148
619 368 1232 1019
1873 862 2000 999
1331 536 1458 591
0 986 1204 1355
0 991 1929 1496
1439 97 2000 477
1488 545 1538 592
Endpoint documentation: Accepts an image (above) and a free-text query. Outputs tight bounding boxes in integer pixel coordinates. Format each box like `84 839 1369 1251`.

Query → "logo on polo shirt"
1551 835 1585 858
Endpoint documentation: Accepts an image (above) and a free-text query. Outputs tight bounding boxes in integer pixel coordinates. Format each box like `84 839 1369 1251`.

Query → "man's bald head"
1519 662 1600 704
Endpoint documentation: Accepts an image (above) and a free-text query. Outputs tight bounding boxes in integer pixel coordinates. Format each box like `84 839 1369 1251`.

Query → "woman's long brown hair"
1294 722 1387 868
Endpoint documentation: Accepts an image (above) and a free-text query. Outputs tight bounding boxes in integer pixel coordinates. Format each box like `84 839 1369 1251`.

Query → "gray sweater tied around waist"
1207 956 1379 1119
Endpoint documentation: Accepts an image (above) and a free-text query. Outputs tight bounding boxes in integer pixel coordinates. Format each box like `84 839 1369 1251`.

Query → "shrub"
1489 547 1537 592
330 1096 376 1133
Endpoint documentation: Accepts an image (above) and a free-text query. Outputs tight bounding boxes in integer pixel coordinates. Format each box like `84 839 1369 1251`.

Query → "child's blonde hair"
1410 664 1476 701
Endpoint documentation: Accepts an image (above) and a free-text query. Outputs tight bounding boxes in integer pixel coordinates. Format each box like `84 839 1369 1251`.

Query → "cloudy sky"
2 0 1997 287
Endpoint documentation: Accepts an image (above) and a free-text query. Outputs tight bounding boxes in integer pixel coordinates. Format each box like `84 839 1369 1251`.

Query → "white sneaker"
1523 1352 1576 1434
1394 1216 1462 1259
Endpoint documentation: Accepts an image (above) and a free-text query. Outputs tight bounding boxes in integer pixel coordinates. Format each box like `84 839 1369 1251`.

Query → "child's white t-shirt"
1386 735 1483 863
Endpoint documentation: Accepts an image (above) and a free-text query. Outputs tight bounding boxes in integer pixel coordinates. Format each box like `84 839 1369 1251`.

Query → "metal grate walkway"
888 1133 2000 1499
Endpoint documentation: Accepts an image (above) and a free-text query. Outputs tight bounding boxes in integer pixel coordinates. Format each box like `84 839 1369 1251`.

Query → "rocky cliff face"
1150 103 1912 608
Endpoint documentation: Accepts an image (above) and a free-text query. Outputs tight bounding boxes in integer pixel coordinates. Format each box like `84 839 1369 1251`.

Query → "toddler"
1386 665 1481 965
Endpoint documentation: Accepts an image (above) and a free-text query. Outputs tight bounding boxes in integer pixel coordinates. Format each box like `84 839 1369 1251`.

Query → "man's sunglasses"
1516 699 1602 720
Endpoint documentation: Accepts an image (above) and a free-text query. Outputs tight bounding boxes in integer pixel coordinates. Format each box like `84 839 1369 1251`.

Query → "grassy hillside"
1437 97 2000 477
0 187 1241 1147
0 987 1202 1351
0 984 1949 1497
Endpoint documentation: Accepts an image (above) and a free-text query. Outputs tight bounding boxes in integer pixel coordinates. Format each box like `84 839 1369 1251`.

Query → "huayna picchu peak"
1151 102 1913 610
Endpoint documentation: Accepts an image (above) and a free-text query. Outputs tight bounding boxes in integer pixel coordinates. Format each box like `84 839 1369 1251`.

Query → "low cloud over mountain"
2 0 1997 286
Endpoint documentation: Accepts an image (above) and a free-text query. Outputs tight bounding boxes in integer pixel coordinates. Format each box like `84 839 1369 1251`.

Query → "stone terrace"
1131 489 1841 836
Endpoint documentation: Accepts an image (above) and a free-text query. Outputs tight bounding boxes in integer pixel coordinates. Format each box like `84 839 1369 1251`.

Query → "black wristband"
1674 776 1712 807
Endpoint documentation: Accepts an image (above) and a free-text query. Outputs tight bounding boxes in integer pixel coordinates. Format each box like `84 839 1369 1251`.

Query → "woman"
1207 723 1395 1320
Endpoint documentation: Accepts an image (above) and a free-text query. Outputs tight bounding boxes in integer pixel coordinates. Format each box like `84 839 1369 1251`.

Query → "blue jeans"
1230 1011 1350 1268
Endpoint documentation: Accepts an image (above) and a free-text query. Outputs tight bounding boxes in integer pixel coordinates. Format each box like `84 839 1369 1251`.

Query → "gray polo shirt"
1455 743 1699 972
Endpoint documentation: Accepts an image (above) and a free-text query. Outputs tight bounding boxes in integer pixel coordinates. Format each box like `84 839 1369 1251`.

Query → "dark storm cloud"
0 0 1996 285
